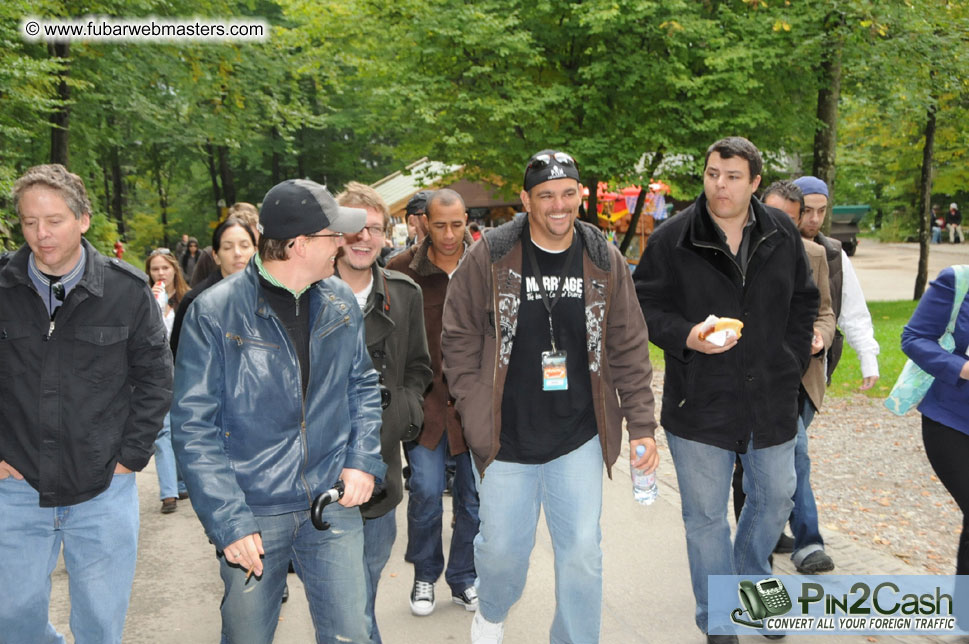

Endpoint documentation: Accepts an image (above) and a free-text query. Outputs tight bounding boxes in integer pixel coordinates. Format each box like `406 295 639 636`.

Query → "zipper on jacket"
693 229 777 288
260 310 313 505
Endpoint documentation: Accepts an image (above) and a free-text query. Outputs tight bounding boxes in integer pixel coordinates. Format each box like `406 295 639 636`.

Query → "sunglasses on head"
150 248 172 256
527 152 578 171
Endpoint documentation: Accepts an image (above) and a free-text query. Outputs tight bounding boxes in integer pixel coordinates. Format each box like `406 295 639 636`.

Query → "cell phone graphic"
731 577 792 628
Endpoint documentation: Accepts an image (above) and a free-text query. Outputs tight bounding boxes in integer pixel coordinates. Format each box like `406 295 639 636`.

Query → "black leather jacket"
0 239 173 506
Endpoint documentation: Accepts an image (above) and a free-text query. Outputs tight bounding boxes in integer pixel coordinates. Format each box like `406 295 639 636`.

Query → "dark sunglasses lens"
52 282 65 301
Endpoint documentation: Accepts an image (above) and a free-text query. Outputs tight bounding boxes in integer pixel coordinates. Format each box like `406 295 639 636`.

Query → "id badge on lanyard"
526 226 579 393
541 349 568 391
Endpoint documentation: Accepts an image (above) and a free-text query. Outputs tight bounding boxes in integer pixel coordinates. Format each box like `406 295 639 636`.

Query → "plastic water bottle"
632 444 658 505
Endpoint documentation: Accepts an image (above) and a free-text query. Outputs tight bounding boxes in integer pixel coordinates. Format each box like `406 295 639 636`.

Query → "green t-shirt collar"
254 254 314 299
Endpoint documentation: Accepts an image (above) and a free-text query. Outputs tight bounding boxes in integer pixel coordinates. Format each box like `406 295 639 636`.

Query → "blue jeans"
473 436 603 644
790 400 825 565
666 432 795 633
154 412 186 500
218 505 371 644
0 473 139 644
404 434 478 593
363 509 396 644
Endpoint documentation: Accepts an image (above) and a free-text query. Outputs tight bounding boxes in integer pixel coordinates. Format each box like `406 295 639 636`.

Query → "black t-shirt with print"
498 225 596 464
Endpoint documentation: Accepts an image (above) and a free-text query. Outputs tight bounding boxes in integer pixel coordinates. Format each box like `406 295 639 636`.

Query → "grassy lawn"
647 299 918 400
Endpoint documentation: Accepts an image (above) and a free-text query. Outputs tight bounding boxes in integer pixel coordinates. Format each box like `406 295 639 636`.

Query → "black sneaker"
774 533 795 554
452 586 478 611
410 580 435 616
796 549 835 574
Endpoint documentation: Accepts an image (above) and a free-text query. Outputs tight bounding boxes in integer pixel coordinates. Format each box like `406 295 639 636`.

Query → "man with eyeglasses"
0 164 172 642
171 178 386 643
333 181 432 643
386 188 481 619
441 150 657 643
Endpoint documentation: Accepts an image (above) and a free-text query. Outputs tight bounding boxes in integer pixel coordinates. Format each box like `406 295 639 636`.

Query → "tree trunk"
205 143 222 221
48 43 71 167
218 145 236 206
914 101 937 300
151 147 170 248
620 150 665 257
101 156 112 225
271 127 282 185
110 145 125 237
812 12 844 235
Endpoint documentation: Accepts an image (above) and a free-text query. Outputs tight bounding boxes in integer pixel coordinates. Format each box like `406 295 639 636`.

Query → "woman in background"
901 265 969 575
169 217 256 355
145 249 190 513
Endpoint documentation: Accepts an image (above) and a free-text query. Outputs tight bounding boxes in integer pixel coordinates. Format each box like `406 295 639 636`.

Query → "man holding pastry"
634 137 818 644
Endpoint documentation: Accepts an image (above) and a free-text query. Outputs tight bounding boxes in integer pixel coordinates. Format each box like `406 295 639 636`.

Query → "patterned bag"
884 265 969 415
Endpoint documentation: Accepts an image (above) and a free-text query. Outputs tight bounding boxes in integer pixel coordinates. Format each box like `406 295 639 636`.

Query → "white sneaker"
410 579 436 616
471 609 504 644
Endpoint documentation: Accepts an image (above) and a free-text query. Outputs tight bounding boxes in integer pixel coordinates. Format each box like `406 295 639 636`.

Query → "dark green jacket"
358 264 432 518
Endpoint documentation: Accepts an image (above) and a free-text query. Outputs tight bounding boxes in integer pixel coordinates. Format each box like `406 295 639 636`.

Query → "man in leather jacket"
172 179 386 644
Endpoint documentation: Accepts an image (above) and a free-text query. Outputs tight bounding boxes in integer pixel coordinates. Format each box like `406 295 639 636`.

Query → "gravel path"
647 371 962 575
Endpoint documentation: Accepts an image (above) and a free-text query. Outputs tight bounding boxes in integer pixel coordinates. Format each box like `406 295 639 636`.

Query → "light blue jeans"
0 473 139 644
363 509 397 644
666 432 795 633
218 505 371 644
153 412 186 500
474 436 603 644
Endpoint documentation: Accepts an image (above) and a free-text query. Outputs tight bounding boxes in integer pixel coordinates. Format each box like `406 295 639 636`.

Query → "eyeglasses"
150 248 172 256
527 152 578 171
356 225 385 238
52 281 65 302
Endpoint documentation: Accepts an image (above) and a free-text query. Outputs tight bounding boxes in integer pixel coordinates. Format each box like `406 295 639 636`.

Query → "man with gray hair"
0 164 172 642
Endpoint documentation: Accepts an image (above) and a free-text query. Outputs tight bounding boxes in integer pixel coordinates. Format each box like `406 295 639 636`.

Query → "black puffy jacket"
634 194 818 451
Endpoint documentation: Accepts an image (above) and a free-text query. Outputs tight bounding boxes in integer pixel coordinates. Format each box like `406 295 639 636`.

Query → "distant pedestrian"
947 202 963 244
180 236 200 279
931 204 944 244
